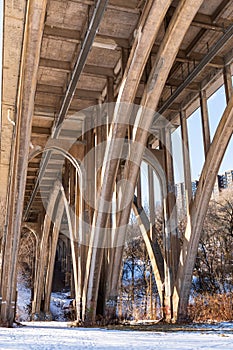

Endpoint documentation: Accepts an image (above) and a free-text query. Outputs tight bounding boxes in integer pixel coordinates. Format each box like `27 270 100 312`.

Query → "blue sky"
172 83 233 184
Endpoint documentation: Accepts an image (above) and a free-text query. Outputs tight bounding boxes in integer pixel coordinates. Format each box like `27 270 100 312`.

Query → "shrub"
188 293 233 322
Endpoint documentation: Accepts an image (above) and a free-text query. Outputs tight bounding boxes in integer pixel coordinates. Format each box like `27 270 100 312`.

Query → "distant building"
225 170 233 189
191 180 199 197
212 177 220 199
217 170 233 191
175 182 186 217
174 170 233 213
218 174 227 190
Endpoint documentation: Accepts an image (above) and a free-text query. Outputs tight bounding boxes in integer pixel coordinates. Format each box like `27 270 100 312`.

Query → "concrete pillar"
200 90 211 156
0 0 48 327
43 198 64 317
31 182 60 319
180 110 192 211
223 64 233 103
161 127 179 321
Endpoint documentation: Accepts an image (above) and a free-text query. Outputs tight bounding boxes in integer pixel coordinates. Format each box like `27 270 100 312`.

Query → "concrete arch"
142 148 167 200
83 0 204 323
107 148 167 310
43 195 65 315
21 224 39 244
28 145 83 181
131 149 166 303
20 225 40 310
32 180 62 317
28 146 83 240
31 179 81 320
81 0 174 322
141 151 166 273
17 228 37 278
37 180 81 320
60 185 82 320
30 145 83 320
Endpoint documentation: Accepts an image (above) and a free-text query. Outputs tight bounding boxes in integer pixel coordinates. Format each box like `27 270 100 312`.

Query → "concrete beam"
44 25 129 48
39 58 115 77
168 5 229 32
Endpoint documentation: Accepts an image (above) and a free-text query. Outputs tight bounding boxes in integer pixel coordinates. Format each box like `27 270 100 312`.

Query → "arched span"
32 181 62 315
21 223 39 244
28 145 83 182
28 145 84 238
60 184 82 320
44 180 82 320
29 144 83 319
130 148 166 303
31 178 81 320
142 147 167 201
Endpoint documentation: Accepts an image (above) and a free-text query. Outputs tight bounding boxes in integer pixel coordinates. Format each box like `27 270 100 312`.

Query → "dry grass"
188 293 233 322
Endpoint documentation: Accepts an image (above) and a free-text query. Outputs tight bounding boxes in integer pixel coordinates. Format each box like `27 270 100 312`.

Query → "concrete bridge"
0 0 233 326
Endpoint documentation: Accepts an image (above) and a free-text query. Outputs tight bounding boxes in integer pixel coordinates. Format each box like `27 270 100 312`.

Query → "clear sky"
172 83 233 183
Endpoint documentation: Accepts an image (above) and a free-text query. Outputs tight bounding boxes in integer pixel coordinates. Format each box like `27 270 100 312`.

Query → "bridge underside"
0 0 233 326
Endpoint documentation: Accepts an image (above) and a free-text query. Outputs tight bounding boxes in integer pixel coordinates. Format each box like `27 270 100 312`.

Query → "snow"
50 292 73 321
0 322 233 349
16 274 31 322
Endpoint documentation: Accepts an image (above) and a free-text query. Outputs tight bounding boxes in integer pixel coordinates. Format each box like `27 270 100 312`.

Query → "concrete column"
82 79 115 323
43 198 64 316
200 90 211 156
0 0 48 327
161 127 179 321
148 164 156 239
180 110 192 211
223 64 233 103
31 182 60 319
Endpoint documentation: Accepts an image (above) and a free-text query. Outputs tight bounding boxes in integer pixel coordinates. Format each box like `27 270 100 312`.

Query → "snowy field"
0 322 233 349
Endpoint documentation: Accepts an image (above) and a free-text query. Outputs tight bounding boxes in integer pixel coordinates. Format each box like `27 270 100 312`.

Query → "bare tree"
193 188 233 295
119 221 160 321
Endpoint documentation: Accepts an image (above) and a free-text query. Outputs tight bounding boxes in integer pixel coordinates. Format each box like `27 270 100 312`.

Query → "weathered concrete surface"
0 0 27 236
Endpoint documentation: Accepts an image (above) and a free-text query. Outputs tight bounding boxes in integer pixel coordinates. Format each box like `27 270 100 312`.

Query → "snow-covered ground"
16 280 31 322
0 322 233 349
16 285 74 322
50 292 73 321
